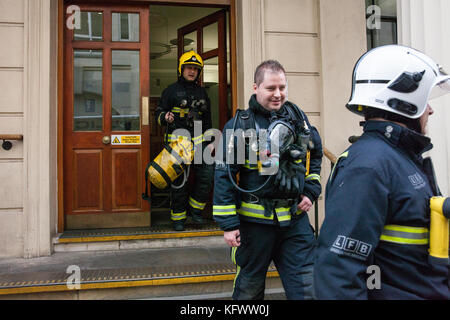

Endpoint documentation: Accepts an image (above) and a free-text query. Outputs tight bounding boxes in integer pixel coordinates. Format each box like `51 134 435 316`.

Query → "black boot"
173 220 185 231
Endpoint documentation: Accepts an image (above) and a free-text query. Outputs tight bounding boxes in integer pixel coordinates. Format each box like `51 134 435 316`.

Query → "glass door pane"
203 57 219 129
112 13 140 42
111 50 140 131
74 12 103 41
73 50 103 131
183 31 197 53
203 22 218 52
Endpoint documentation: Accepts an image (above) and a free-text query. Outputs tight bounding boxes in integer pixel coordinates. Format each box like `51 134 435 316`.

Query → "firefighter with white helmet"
314 45 450 299
155 50 214 231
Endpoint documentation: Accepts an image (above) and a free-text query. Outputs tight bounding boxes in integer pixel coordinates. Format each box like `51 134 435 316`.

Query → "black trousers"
170 162 214 221
231 213 316 300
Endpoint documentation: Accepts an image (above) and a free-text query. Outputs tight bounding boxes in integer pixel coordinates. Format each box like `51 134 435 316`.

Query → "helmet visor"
429 66 450 100
429 77 450 100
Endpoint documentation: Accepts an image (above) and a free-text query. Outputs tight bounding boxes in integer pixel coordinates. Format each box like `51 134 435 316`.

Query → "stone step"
0 246 283 300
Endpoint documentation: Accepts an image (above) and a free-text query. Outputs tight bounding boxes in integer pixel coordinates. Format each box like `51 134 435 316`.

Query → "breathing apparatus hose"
226 110 273 194
171 165 191 189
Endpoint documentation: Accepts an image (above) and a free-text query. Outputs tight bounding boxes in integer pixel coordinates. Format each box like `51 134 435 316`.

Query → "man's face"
253 70 287 112
420 103 434 134
182 65 200 82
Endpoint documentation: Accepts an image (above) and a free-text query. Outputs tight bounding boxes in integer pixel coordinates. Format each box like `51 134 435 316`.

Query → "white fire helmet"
347 45 450 119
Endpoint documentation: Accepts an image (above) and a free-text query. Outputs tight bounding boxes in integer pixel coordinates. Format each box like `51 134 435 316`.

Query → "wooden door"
177 9 229 130
63 4 150 229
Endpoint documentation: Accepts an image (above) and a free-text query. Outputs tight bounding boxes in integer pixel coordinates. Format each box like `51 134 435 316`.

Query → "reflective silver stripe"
275 207 290 222
238 202 273 220
213 205 236 216
171 210 187 221
380 225 429 245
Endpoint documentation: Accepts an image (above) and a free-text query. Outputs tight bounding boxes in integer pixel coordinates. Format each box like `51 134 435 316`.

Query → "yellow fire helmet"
178 50 204 77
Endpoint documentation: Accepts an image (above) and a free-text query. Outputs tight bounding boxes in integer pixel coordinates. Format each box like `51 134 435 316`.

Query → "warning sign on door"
111 135 141 145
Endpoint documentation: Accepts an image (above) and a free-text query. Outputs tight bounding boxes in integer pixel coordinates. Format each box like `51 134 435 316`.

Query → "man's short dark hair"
254 60 286 86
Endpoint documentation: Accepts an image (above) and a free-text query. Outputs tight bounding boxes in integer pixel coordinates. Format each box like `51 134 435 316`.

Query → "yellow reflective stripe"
231 246 237 265
243 159 258 169
380 225 429 245
383 225 428 233
165 134 190 142
189 197 206 210
158 113 164 126
295 158 303 164
330 151 349 180
213 205 237 216
171 211 187 221
192 135 205 145
306 173 321 182
380 235 429 245
204 130 215 138
275 207 291 222
171 107 190 113
238 202 273 220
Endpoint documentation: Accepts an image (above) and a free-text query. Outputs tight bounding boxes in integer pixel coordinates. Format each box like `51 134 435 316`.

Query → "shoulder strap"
237 108 256 132
284 101 306 124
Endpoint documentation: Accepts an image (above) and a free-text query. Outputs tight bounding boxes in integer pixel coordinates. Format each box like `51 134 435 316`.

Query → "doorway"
61 2 232 230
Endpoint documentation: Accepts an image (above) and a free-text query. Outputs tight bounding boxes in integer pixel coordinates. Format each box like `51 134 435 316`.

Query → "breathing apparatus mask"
259 112 310 175
227 106 310 195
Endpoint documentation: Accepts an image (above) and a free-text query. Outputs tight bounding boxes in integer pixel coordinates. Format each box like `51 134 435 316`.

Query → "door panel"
63 4 150 229
112 149 141 209
73 150 103 211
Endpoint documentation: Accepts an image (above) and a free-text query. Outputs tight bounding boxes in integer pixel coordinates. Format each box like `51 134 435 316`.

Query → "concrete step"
0 246 283 300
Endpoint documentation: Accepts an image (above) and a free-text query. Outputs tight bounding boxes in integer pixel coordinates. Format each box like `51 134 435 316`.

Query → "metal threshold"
0 262 278 296
56 222 223 243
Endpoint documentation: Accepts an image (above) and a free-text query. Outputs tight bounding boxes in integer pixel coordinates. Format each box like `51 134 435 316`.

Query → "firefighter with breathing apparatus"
150 50 214 231
314 45 450 299
213 60 323 300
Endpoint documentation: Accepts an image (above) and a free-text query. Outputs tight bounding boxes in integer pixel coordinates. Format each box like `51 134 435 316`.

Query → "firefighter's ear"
253 83 258 93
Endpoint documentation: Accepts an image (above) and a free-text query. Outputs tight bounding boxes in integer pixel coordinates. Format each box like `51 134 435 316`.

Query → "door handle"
102 136 111 145
142 96 149 126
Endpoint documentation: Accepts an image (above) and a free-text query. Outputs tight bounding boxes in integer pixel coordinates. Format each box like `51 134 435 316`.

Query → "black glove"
273 151 306 194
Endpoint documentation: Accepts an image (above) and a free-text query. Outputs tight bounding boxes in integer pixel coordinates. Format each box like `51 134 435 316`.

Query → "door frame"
57 0 237 232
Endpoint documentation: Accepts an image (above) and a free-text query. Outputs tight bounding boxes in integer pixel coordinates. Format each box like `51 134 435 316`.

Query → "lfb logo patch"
408 172 426 189
332 235 372 259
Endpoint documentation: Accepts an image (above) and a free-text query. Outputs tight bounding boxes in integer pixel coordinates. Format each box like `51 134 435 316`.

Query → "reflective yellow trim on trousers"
231 247 240 292
171 210 187 221
380 224 429 245
189 196 206 210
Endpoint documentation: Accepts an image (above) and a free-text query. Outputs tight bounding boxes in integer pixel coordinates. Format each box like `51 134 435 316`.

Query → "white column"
398 0 450 195
235 0 265 108
22 0 58 258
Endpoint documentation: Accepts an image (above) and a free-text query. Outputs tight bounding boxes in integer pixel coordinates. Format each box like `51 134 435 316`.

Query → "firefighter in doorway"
155 50 215 231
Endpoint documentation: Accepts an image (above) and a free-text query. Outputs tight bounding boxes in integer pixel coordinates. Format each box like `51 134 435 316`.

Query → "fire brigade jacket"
314 120 450 300
213 95 323 231
155 77 212 146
